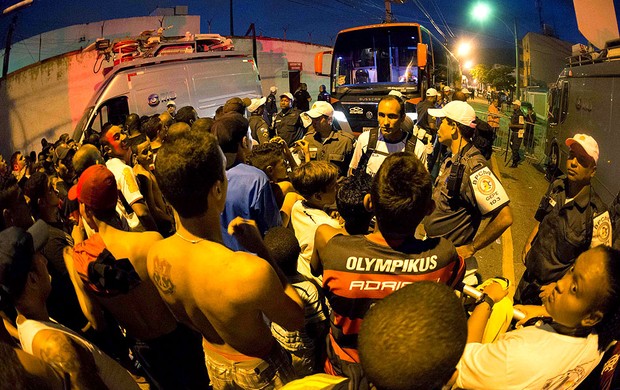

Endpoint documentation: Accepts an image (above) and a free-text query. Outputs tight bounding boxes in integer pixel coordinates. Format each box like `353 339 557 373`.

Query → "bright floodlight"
463 60 474 70
457 41 472 57
471 2 491 22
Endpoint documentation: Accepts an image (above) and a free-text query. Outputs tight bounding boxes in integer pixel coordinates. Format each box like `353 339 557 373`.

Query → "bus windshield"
331 25 420 92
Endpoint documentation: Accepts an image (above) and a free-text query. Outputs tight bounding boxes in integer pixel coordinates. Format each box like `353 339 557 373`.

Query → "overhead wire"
409 0 447 41
428 0 456 38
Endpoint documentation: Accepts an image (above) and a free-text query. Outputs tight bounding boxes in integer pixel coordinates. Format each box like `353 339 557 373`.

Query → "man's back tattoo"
152 257 175 295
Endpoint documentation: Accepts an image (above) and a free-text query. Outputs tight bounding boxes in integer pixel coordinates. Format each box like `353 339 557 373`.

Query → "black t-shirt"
294 90 311 111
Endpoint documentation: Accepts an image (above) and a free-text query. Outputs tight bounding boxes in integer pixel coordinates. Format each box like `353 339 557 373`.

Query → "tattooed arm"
31 329 108 390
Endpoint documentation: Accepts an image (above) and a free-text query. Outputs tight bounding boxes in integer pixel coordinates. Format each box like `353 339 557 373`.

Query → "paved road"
467 98 550 296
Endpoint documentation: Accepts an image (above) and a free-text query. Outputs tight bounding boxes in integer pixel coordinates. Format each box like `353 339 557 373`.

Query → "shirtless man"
0 221 138 390
132 139 173 236
148 131 304 389
64 164 209 389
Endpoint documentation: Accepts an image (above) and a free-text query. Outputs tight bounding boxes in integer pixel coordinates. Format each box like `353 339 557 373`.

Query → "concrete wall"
0 50 104 158
523 32 572 88
2 16 200 74
235 37 331 98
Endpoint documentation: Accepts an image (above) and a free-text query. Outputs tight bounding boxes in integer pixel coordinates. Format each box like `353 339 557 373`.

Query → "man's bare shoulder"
32 329 109 390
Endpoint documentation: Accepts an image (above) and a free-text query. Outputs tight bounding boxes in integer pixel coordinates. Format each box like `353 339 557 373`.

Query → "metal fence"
470 99 548 166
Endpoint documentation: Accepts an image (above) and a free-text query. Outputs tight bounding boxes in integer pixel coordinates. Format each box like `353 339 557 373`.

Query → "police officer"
273 92 304 146
509 100 525 167
424 101 513 278
264 86 278 131
300 101 355 177
516 134 611 305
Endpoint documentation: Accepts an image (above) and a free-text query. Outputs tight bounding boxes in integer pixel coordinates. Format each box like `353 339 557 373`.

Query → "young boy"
290 161 341 280
311 152 464 387
264 226 329 376
336 171 374 235
248 142 294 208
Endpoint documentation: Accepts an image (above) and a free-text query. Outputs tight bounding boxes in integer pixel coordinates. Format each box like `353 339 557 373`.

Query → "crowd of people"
0 84 620 390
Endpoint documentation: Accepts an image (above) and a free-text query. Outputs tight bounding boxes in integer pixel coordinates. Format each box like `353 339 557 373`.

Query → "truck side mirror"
417 43 428 69
315 50 333 76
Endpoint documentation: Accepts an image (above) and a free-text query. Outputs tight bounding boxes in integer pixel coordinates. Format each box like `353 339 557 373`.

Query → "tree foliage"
487 65 516 91
470 64 515 91
470 64 490 84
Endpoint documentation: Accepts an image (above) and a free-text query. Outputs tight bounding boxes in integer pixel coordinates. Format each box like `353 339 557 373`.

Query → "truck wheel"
546 143 559 181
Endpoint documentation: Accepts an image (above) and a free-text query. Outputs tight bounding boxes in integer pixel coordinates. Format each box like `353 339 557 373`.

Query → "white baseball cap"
301 101 334 128
428 101 476 127
388 90 404 99
270 86 277 93
566 133 599 164
513 100 521 106
426 88 438 97
167 101 176 107
280 92 293 101
443 86 451 92
247 97 266 113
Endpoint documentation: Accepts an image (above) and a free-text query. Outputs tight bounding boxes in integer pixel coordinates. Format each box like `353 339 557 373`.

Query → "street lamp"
471 2 520 98
457 41 472 58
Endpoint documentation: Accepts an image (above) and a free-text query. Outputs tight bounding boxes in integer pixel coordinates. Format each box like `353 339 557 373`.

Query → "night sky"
0 0 616 65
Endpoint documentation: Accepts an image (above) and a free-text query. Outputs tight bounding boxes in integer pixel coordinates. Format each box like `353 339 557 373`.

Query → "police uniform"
424 143 510 246
274 108 304 146
303 127 355 177
515 176 611 305
509 108 525 166
249 115 270 144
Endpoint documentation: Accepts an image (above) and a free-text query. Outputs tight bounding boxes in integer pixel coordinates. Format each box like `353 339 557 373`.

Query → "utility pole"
229 0 234 36
514 17 519 99
384 0 393 23
244 23 257 68
2 16 17 79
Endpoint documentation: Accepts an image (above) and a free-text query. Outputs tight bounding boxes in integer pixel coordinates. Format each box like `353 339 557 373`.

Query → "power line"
410 0 447 41
428 0 455 38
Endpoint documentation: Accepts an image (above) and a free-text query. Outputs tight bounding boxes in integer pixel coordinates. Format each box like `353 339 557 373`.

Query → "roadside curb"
490 154 516 298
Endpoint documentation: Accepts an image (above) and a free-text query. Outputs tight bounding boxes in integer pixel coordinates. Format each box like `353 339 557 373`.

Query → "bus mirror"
417 44 428 68
315 50 332 76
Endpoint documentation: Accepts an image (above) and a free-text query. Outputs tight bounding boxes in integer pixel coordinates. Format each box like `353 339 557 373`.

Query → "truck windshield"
332 26 420 92
73 106 94 141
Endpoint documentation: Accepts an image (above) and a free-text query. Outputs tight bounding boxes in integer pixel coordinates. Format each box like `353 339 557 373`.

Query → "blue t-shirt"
220 163 282 251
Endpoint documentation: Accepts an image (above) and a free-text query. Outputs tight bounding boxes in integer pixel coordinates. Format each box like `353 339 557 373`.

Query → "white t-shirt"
348 129 427 176
17 316 139 390
456 323 603 390
291 200 340 281
106 158 143 231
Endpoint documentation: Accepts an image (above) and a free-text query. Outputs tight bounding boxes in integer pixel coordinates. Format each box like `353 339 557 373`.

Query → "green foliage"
487 65 516 91
470 64 490 84
470 64 515 91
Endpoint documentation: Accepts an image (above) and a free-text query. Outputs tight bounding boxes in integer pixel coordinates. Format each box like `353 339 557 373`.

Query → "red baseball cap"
68 164 118 211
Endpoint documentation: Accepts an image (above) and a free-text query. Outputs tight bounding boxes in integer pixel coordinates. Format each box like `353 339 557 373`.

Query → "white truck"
73 33 262 140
